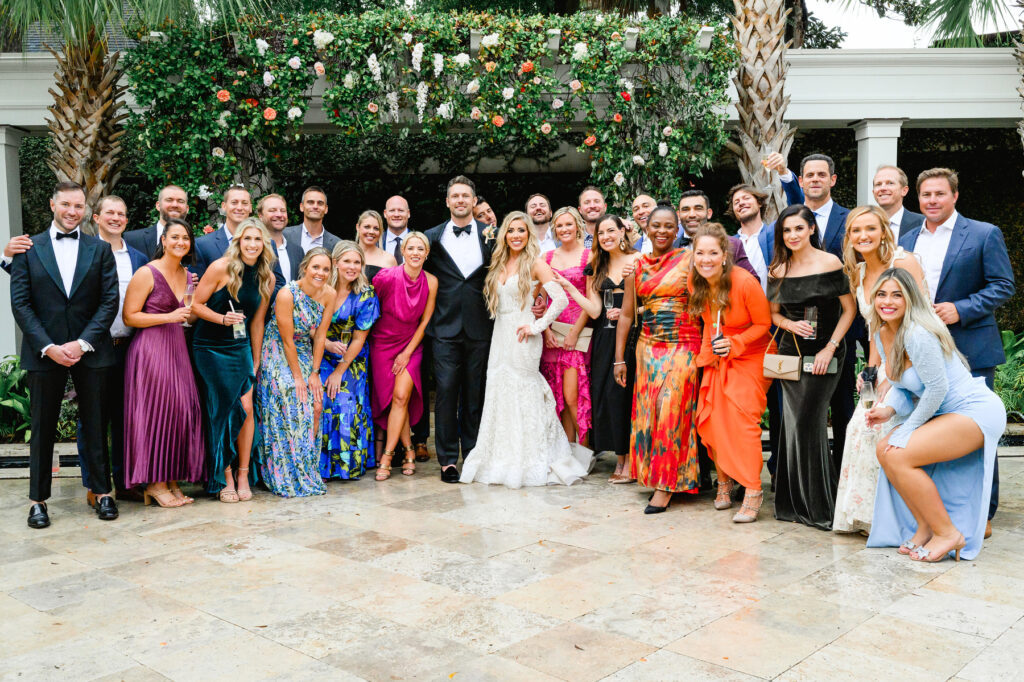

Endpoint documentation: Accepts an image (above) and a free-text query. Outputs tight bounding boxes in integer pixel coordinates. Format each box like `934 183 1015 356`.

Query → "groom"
424 176 495 483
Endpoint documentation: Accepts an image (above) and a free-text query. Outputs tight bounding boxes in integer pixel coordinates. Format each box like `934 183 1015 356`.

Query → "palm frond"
3 0 120 47
922 0 1015 47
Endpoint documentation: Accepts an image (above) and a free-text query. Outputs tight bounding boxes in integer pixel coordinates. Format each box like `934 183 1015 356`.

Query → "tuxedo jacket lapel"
35 234 67 297
936 216 969 297
67 237 95 300
476 220 491 266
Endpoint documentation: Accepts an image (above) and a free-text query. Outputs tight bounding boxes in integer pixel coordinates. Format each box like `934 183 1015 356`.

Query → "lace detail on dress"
460 275 593 488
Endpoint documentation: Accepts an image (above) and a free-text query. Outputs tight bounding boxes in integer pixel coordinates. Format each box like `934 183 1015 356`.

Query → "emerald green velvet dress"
193 264 264 493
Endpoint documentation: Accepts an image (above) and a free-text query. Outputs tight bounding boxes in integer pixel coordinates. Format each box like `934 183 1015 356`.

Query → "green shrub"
996 330 1024 422
0 355 30 442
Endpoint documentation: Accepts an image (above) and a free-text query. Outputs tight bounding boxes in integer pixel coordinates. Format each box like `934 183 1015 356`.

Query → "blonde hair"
402 231 430 256
224 217 276 303
484 211 539 317
866 268 966 381
255 193 286 216
355 210 384 236
551 206 585 244
842 205 896 291
329 240 370 292
298 246 334 281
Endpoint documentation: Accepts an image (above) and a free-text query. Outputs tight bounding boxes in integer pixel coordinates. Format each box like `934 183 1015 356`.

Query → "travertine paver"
0 452 1022 681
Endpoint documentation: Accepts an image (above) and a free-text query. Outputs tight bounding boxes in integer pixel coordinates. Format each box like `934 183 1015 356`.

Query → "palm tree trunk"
1016 1 1024 160
45 28 127 234
727 0 796 222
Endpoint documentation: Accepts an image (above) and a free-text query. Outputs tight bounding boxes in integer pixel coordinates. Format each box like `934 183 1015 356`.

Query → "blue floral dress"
257 282 326 497
319 286 380 479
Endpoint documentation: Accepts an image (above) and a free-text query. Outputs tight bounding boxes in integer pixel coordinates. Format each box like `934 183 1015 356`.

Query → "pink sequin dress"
540 249 592 441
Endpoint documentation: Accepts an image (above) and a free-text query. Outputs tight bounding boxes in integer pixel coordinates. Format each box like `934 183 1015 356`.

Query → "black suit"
423 220 495 466
123 223 160 261
10 229 119 501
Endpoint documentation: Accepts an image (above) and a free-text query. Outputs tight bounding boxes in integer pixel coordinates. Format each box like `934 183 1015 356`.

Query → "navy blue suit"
193 227 287 299
898 209 925 241
123 224 160 262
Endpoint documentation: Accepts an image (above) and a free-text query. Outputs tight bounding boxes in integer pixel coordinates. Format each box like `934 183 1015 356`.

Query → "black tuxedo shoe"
95 496 119 521
27 503 50 529
440 466 460 484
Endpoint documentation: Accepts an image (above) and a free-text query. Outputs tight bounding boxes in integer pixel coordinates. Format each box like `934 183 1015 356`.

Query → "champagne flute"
182 280 195 327
340 329 353 354
603 289 616 328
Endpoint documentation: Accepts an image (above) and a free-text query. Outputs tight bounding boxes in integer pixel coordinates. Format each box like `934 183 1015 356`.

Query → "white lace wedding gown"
460 278 593 488
832 251 915 532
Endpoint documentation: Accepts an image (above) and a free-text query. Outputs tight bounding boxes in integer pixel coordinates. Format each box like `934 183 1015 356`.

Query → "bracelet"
827 339 840 349
222 314 227 325
613 361 626 366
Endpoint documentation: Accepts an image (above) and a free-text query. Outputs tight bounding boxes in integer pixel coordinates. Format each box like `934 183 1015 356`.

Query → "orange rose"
583 135 596 146
263 107 277 121
520 61 534 74
216 89 230 102
613 113 622 123
491 115 505 127
485 61 496 72
202 225 215 234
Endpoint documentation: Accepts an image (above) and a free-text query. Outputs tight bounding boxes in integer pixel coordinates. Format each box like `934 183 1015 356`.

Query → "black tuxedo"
123 223 160 261
423 219 495 466
10 229 119 501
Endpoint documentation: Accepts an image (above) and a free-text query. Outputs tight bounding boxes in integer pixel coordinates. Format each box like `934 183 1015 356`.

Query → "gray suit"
283 224 340 256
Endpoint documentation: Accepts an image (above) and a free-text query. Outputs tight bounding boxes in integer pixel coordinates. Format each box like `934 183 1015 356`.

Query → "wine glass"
340 329 353 353
182 280 195 327
602 289 616 328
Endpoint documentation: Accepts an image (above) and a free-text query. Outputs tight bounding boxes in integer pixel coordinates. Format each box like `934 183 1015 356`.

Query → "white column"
0 126 27 358
851 119 905 206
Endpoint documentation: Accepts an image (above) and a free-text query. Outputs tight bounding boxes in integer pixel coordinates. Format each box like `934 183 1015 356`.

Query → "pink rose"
569 79 582 91
368 102 379 113
541 122 552 134
263 107 277 121
313 61 325 76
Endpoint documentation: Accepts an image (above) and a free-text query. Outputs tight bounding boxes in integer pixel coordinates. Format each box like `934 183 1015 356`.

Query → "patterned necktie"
392 235 403 265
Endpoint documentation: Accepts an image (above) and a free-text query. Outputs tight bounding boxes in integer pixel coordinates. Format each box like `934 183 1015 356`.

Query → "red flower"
520 61 534 74
620 91 631 102
583 135 596 146
263 107 277 121
244 98 259 107
520 86 526 93
491 115 505 127
613 113 622 123
332 108 340 117
202 225 215 234
216 89 230 102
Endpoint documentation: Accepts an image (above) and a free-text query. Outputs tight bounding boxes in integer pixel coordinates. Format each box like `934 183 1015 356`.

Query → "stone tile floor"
1 451 1022 681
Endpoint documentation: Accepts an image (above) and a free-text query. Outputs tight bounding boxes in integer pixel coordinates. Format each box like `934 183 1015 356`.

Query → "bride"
460 211 594 488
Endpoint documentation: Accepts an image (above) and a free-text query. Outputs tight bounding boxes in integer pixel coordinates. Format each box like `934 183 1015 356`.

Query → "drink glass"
182 281 195 327
340 329 353 349
803 306 818 340
603 289 617 328
860 381 877 409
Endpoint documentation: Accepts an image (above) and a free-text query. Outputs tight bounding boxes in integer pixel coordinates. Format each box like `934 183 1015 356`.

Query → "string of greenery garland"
123 10 737 217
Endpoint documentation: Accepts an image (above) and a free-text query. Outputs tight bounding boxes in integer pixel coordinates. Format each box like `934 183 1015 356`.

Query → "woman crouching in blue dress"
865 268 1005 562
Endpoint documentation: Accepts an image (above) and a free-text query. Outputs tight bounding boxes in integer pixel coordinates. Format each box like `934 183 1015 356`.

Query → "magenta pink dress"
123 265 206 486
369 265 429 430
540 249 592 441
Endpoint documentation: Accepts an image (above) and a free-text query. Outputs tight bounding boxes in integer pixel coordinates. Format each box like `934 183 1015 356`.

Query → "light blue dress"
867 325 1005 560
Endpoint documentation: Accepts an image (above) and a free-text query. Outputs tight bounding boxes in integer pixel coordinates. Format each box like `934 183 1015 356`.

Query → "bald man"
382 195 412 265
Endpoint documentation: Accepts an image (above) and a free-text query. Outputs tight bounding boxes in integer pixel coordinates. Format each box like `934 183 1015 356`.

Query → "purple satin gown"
369 265 429 430
123 265 206 486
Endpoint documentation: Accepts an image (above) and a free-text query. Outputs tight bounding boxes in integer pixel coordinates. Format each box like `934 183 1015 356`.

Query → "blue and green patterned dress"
257 281 326 497
319 286 380 479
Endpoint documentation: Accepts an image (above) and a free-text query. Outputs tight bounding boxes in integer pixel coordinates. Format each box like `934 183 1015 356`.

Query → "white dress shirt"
888 207 904 243
156 220 166 243
276 235 292 282
811 199 834 244
914 210 957 303
440 220 483 278
383 228 410 258
109 241 134 339
737 223 769 292
300 223 325 253
536 226 558 253
42 222 93 356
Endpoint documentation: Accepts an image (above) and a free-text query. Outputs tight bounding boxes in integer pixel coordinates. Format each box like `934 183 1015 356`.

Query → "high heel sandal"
732 489 763 523
168 482 194 505
235 467 252 501
144 486 184 508
402 453 416 476
714 478 735 510
898 540 919 556
910 533 966 563
376 451 395 481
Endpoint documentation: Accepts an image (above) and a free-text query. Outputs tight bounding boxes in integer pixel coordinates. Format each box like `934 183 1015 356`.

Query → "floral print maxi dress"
319 287 380 480
257 282 326 497
630 249 701 494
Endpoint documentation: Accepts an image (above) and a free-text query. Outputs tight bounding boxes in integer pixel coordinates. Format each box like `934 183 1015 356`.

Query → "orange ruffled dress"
693 269 775 491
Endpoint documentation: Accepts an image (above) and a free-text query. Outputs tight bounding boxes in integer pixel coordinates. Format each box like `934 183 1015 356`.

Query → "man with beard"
526 193 557 252
124 185 190 261
256 193 303 281
472 196 498 229
577 186 606 249
284 185 340 255
674 190 756 276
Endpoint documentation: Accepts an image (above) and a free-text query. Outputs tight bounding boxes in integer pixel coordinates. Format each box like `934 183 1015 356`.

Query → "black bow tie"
453 224 471 237
55 230 79 240
678 234 692 247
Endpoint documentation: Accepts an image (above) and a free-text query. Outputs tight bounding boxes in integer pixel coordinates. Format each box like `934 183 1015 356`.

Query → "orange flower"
368 102 379 113
216 89 230 102
520 61 534 74
583 135 596 146
491 115 505 127
245 98 259 107
613 113 622 123
484 61 496 72
202 225 215 234
263 107 277 121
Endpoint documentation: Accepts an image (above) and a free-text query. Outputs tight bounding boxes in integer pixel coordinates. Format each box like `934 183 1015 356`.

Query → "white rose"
502 87 514 100
312 29 335 50
287 56 301 69
481 33 499 48
632 155 645 166
343 72 355 89
454 52 471 67
402 33 413 44
262 71 274 87
572 42 588 59
613 172 625 186
466 78 480 94
663 126 673 136
596 14 605 24
254 39 269 56
212 147 225 158
287 107 303 120
217 111 231 128
197 185 212 200
551 98 564 109
659 142 668 157
438 101 454 120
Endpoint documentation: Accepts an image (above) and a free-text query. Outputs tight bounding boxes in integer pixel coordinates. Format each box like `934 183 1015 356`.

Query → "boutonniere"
482 225 497 243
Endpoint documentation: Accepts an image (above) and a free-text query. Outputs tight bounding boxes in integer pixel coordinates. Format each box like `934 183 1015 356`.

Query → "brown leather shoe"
985 520 992 539
414 443 430 463
86 490 96 508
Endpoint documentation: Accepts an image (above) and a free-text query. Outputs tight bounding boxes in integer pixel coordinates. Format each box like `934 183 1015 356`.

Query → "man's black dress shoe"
95 496 119 520
27 503 50 529
440 466 460 484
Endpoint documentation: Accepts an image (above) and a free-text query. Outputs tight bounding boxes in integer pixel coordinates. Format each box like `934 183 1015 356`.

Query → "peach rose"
583 134 596 146
491 114 505 127
216 89 230 102
263 107 277 121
